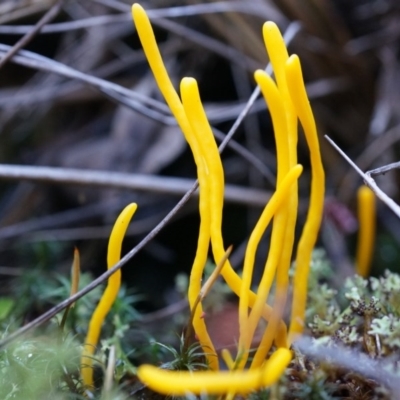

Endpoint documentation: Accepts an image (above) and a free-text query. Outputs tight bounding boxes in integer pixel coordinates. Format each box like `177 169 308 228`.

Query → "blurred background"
0 0 400 316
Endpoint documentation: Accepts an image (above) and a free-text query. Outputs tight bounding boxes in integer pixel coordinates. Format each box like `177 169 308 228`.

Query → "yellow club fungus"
356 185 376 277
60 248 81 330
137 347 292 395
286 55 325 343
240 69 291 369
130 2 326 396
238 164 302 364
132 2 288 367
221 348 235 371
81 203 137 388
246 73 292 369
70 247 80 306
253 23 299 369
132 3 218 369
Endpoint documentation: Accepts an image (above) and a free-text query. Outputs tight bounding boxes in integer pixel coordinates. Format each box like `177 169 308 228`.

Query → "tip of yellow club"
263 21 278 31
131 3 144 20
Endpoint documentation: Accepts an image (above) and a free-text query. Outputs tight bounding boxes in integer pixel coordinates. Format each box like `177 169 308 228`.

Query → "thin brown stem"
0 0 63 70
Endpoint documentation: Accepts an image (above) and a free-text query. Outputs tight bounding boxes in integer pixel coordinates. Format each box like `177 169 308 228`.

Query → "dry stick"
0 2 283 35
0 28 339 128
0 22 301 348
103 345 116 399
140 298 187 324
325 135 400 219
294 336 400 397
0 14 131 34
0 44 171 116
366 161 400 178
100 76 347 128
152 17 259 72
0 0 63 70
184 246 233 351
0 164 271 207
338 123 400 201
213 128 275 183
0 200 126 241
96 78 346 127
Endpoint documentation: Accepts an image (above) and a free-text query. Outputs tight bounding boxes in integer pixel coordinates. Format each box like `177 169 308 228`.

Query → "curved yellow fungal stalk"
243 70 290 357
238 164 303 366
262 21 297 169
180 78 225 266
262 19 299 350
221 348 235 370
81 203 137 388
70 247 80 306
131 4 191 141
237 63 297 369
137 347 292 395
132 2 216 368
286 55 325 343
356 185 376 277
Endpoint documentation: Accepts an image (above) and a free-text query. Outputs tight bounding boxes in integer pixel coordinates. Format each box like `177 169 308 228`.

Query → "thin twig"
338 123 400 201
345 23 400 55
0 0 63 70
213 128 276 184
325 135 400 219
0 77 346 119
0 200 126 241
294 336 400 396
0 2 284 35
184 245 233 350
103 345 116 398
140 298 188 324
0 164 271 207
0 44 171 116
366 161 400 177
0 23 342 138
152 17 259 72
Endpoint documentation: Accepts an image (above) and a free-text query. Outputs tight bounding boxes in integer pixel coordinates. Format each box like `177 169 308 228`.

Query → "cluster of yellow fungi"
128 2 324 395
79 2 378 396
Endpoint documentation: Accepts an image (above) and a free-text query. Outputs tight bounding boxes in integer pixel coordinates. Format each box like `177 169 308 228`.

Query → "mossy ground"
1 250 399 399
